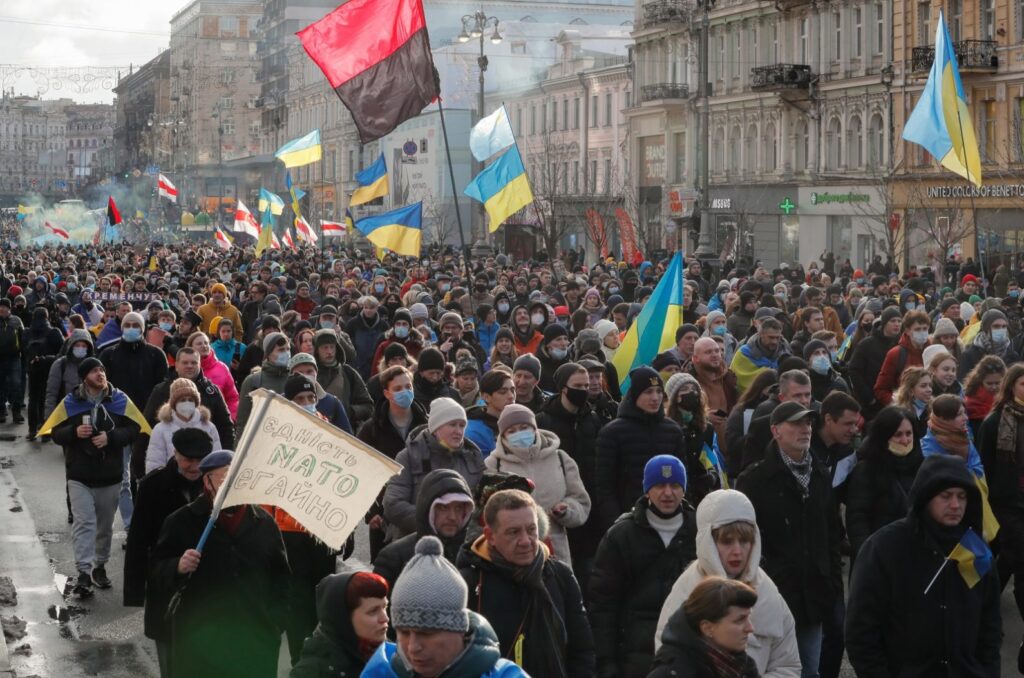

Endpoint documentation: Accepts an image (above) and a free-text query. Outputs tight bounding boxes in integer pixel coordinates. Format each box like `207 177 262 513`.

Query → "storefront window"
780 217 800 264
827 215 853 263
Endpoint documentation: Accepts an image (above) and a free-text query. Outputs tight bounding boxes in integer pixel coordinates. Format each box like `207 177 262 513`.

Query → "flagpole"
923 557 951 595
501 100 548 249
436 97 474 284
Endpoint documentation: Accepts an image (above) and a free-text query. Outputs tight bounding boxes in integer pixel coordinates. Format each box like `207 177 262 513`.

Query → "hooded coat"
485 429 591 563
845 455 1002 677
588 496 698 678
235 360 291 436
383 425 485 539
144 403 222 473
45 328 94 417
373 469 473 590
846 319 899 415
315 331 374 427
289 572 379 678
653 490 801 678
845 447 923 558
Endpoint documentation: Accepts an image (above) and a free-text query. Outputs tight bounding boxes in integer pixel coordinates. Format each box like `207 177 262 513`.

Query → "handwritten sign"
218 389 402 549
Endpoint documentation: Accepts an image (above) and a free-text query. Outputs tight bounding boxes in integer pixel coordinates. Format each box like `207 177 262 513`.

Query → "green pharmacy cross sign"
779 197 796 214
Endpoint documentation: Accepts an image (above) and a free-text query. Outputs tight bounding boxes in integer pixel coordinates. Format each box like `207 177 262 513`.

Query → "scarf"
699 639 760 678
973 329 1012 359
779 447 812 497
928 414 970 460
997 401 1024 463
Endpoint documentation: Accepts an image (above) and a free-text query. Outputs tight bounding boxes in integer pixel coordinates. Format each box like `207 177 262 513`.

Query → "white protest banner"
214 388 402 550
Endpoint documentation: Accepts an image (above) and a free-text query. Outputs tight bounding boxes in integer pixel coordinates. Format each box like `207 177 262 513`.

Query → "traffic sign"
146 165 160 176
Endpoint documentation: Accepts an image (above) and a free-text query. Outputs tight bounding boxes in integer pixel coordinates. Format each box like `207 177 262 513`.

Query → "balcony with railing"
642 0 691 28
641 83 690 102
911 39 998 74
750 64 813 91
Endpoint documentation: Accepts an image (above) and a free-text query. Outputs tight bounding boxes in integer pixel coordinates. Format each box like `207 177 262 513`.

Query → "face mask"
303 404 318 415
565 386 589 408
506 429 536 449
72 346 88 360
393 388 415 409
439 283 450 293
992 328 1009 345
374 283 385 294
911 330 929 346
497 302 510 313
712 325 727 336
608 286 620 295
810 354 831 375
175 401 197 418
905 302 916 311
395 325 410 339
1012 290 1021 298
159 322 173 332
889 440 914 457
274 351 291 367
531 313 546 326
320 320 335 330
67 284 77 293
550 347 568 360
122 327 142 342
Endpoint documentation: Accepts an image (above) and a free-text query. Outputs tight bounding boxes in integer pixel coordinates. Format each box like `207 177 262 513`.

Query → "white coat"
145 403 222 473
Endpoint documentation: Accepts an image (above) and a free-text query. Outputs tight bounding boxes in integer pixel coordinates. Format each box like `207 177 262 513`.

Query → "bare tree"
519 130 583 256
421 191 457 246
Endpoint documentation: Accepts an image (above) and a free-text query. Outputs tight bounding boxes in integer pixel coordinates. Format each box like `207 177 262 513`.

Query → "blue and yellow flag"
259 188 286 216
701 438 730 490
344 209 355 233
464 145 534 233
949 527 993 588
350 153 389 207
38 388 151 438
256 205 276 257
275 129 322 168
285 171 306 221
612 252 685 392
902 10 982 187
355 203 422 258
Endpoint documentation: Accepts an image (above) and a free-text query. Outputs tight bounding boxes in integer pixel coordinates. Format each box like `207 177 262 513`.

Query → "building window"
420 138 428 154
573 98 580 129
591 95 598 127
551 100 558 131
735 26 743 79
516 107 523 136
718 34 726 80
745 124 757 172
729 125 741 172
982 99 996 161
604 93 613 126
918 1 931 45
799 17 810 63
854 7 863 57
541 102 547 133
826 117 842 169
764 123 777 169
781 217 800 264
713 128 725 172
562 161 569 194
869 113 885 165
562 99 569 130
573 160 580 192
796 120 809 171
875 2 885 54
674 131 686 182
770 21 779 62
949 0 963 40
589 159 597 191
530 105 536 135
511 41 527 55
833 11 842 61
849 115 863 167
604 158 612 193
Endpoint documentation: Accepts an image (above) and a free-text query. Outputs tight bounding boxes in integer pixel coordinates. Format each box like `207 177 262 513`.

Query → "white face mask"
175 401 197 419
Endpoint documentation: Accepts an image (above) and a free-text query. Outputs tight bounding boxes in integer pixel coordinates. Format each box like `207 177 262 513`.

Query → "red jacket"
873 334 925 406
514 330 543 356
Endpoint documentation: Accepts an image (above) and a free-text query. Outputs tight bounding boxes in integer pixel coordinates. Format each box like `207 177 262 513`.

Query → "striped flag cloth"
158 174 178 202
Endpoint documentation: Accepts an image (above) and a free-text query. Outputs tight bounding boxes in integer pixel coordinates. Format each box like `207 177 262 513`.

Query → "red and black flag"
107 196 122 225
297 0 439 144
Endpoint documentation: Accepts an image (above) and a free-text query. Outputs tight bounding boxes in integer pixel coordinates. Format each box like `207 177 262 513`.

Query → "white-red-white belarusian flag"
282 227 296 249
44 221 69 240
233 200 260 238
215 227 233 251
321 220 346 237
271 229 282 249
295 216 318 244
157 174 178 202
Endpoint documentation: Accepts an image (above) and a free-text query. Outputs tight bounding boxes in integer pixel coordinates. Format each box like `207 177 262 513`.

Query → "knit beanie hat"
553 362 584 393
287 352 317 372
390 536 469 633
643 454 687 493
211 282 228 296
384 342 410 363
981 308 1007 333
427 397 467 434
169 378 201 407
495 326 514 344
593 319 618 341
410 303 430 320
122 311 145 328
665 372 700 405
498 403 537 436
802 339 828 360
922 344 950 369
77 356 104 380
542 323 569 344
652 350 682 372
879 306 902 327
285 373 317 400
393 308 412 326
418 347 446 373
933 317 959 338
627 366 663 404
513 353 542 380
263 331 287 354
439 311 463 329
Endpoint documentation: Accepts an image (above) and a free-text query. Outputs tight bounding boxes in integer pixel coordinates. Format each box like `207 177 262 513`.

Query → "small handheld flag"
924 527 993 593
349 153 389 207
107 197 122 226
275 130 322 168
354 203 422 257
157 174 178 202
700 439 730 490
470 106 516 162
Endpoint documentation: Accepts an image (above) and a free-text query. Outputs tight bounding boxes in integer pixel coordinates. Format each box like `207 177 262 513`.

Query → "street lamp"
694 0 718 264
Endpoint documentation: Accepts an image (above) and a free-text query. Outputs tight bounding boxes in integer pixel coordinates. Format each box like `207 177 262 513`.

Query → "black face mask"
679 392 702 412
564 387 589 408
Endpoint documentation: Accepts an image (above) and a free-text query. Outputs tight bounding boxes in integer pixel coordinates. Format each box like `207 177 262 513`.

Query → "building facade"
112 51 172 178
0 95 73 202
66 104 116 189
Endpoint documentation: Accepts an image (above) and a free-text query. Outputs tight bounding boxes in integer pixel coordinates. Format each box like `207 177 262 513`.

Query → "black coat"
98 339 168 415
847 328 898 416
845 452 922 558
677 420 720 508
459 540 596 678
148 494 290 678
289 572 370 678
124 459 202 636
648 605 759 678
588 497 697 678
537 343 570 393
736 441 842 626
51 385 141 487
356 398 428 460
845 455 1002 677
595 399 687 529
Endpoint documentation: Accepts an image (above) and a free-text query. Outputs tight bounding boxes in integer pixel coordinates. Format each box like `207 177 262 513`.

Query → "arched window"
848 115 863 168
729 125 741 171
869 113 885 165
764 123 778 170
713 127 725 172
745 123 758 172
826 117 842 170
795 120 809 171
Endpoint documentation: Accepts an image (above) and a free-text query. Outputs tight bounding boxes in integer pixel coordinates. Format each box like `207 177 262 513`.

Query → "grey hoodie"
45 328 95 417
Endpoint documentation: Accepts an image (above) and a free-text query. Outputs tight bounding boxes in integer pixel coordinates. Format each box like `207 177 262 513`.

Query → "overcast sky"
0 1 173 104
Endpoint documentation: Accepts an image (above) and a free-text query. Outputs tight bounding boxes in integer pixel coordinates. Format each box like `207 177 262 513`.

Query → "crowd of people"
1 239 1022 678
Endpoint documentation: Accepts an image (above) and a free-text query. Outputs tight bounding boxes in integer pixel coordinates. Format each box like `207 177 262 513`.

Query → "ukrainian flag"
275 130 322 168
38 388 151 438
344 209 355 233
349 153 389 207
355 203 422 257
701 438 730 490
948 527 993 588
285 171 306 220
256 205 276 257
902 10 982 187
259 188 286 216
464 145 534 233
612 251 685 392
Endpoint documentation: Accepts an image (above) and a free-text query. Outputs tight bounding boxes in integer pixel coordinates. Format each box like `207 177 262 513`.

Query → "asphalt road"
0 417 1021 677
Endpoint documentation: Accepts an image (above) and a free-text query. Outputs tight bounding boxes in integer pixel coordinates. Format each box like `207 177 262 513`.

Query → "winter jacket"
361 612 529 678
736 441 842 626
236 361 291 437
920 429 985 477
50 384 142 487
142 372 234 456
144 404 222 473
411 371 461 413
485 429 591 563
314 387 353 434
809 367 850 402
196 299 243 338
98 338 168 415
649 605 761 678
476 321 500 357
289 572 379 678
537 343 570 393
211 337 246 377
200 352 239 419
356 398 428 460
373 469 472 590
464 406 499 458
369 332 424 377
459 538 596 678
654 490 801 678
0 313 23 357
589 497 698 678
317 358 374 428
874 334 925 406
595 398 688 529
345 312 388 380
383 425 485 539
847 325 898 415
845 455 1002 677
960 338 1022 380
45 328 95 417
845 451 923 558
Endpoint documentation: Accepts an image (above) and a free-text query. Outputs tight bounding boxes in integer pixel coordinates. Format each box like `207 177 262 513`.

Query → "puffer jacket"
235 361 290 436
383 425 485 539
45 328 95 417
654 490 801 678
846 324 898 416
589 496 697 678
200 351 239 418
464 405 499 458
485 429 591 563
144 403 222 473
345 312 388 380
98 338 168 414
594 398 687 529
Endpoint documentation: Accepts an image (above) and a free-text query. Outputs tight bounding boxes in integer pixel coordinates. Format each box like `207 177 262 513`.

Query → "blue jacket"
316 391 353 434
465 417 497 459
360 612 528 678
476 322 500 357
212 338 246 366
920 430 985 477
